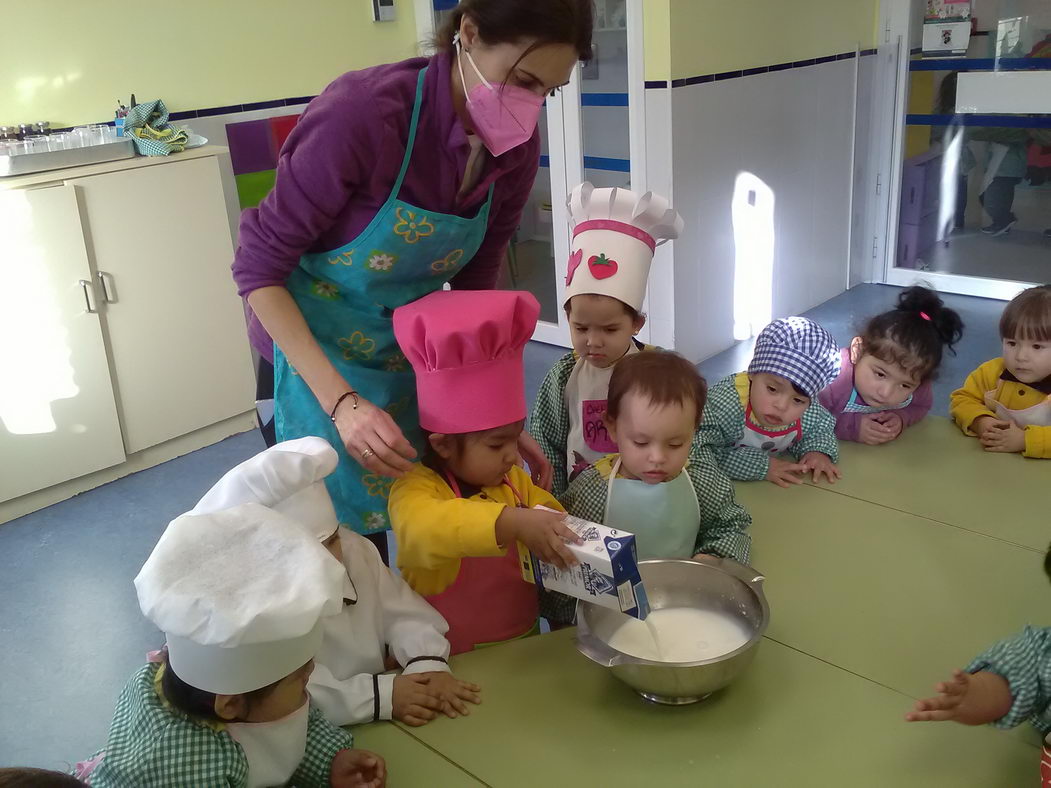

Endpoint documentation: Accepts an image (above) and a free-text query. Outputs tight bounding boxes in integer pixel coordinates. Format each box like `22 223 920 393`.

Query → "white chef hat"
564 182 684 313
191 436 340 542
134 502 345 695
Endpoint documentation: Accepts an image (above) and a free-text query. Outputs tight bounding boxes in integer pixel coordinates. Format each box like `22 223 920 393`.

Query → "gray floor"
0 284 1006 770
919 227 1051 284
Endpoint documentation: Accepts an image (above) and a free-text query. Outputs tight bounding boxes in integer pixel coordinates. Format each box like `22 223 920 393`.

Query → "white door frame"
532 0 652 347
873 0 1034 301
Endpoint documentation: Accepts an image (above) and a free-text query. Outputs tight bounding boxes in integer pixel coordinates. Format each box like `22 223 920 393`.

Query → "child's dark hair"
564 293 641 323
857 286 964 381
161 653 282 722
435 0 594 65
607 351 708 427
0 769 83 787
1000 284 1051 342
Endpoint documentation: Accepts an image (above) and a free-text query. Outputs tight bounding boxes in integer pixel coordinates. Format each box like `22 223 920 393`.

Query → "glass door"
882 0 1051 299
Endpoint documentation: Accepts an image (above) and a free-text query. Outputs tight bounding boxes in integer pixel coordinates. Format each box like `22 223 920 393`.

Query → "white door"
0 185 126 502
67 156 257 454
503 0 647 348
874 0 1051 300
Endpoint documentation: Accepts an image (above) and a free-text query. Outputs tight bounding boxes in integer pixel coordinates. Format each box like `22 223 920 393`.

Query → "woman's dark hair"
935 71 959 116
161 653 281 722
1000 284 1051 342
436 0 594 63
857 286 964 381
0 769 83 787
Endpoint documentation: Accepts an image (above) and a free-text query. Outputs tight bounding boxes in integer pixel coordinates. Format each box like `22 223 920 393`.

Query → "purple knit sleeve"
818 349 860 442
231 80 382 297
898 379 934 428
450 133 541 291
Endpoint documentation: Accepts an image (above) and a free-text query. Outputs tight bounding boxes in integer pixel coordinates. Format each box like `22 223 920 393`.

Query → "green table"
735 482 1048 701
352 721 484 786
815 417 1048 550
396 629 1035 787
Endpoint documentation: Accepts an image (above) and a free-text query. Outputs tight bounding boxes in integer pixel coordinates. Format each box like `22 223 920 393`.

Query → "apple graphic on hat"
565 249 583 286
588 253 618 280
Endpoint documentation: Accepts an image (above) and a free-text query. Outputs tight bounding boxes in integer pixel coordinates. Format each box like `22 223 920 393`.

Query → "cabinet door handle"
79 279 97 314
97 270 117 303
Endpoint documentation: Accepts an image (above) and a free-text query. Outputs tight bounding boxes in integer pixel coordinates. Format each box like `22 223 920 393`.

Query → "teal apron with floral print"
274 67 494 535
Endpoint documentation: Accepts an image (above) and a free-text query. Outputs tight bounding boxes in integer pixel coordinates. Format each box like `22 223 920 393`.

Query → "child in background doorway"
389 290 581 654
530 182 683 497
819 286 964 444
77 503 384 788
950 284 1051 458
187 436 479 728
906 544 1051 786
697 316 842 487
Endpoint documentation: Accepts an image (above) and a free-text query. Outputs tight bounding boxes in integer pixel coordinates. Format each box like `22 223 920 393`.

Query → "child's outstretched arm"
529 354 576 496
906 669 1013 725
686 446 752 564
789 405 841 483
908 626 1051 730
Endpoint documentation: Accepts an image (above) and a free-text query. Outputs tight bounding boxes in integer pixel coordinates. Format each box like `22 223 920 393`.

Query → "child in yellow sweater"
950 284 1051 458
389 290 580 655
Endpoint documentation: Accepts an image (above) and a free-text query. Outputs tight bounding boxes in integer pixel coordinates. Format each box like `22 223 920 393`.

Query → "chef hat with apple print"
563 182 683 313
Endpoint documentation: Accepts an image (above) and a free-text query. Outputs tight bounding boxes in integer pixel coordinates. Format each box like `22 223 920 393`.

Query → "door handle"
79 279 97 314
97 270 116 303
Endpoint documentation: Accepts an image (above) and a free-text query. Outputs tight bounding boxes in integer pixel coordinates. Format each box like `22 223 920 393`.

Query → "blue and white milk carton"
519 512 650 619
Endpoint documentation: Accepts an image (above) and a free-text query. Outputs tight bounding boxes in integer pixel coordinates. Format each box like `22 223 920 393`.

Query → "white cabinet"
0 148 256 509
0 186 127 500
68 156 255 453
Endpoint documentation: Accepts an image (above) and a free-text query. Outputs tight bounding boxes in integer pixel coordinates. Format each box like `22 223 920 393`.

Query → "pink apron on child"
425 472 539 655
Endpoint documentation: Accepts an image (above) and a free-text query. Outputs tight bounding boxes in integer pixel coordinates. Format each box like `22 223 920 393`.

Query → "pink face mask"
456 36 545 157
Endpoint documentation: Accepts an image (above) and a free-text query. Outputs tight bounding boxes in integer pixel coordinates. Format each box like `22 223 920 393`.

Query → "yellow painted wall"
905 70 935 158
643 0 673 83
0 0 420 128
647 0 879 81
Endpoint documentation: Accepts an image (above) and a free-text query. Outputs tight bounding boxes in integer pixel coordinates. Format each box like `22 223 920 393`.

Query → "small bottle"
19 123 33 139
0 126 15 141
34 121 51 135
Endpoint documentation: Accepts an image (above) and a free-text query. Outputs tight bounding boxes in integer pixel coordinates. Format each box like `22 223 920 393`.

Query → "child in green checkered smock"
529 182 683 498
76 501 383 787
545 352 751 626
907 546 1051 785
697 317 842 488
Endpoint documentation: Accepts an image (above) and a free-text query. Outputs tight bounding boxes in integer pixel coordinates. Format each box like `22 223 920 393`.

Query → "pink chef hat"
393 290 540 435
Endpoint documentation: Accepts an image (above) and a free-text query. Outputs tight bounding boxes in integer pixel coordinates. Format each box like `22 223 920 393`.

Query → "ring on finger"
361 447 375 460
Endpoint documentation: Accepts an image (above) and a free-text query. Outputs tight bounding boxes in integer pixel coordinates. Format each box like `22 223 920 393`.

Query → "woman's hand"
332 394 417 478
517 432 553 491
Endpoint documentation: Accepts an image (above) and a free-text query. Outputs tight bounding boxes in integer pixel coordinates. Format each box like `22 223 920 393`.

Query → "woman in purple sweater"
232 0 592 559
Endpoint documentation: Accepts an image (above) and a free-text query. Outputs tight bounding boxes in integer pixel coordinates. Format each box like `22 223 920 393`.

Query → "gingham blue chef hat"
748 317 840 398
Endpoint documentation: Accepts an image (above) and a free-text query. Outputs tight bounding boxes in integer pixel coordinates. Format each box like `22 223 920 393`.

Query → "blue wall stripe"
581 93 629 107
910 57 1051 71
538 154 631 173
906 113 1051 128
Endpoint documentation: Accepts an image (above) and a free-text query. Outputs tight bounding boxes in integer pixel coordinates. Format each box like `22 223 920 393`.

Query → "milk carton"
519 512 650 619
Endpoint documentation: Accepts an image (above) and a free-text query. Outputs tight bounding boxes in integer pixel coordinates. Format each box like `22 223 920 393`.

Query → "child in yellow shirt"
389 290 580 655
950 284 1051 458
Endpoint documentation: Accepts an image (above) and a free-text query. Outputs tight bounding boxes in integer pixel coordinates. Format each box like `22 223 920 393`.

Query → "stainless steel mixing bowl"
575 557 769 705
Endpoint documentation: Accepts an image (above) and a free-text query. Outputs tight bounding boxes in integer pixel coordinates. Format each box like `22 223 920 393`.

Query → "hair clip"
919 311 931 322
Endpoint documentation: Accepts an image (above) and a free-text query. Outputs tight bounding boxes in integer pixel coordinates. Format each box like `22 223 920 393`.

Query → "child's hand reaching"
495 508 582 569
765 456 806 488
417 671 482 719
801 452 841 484
979 420 1026 454
905 669 1013 726
330 749 386 788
